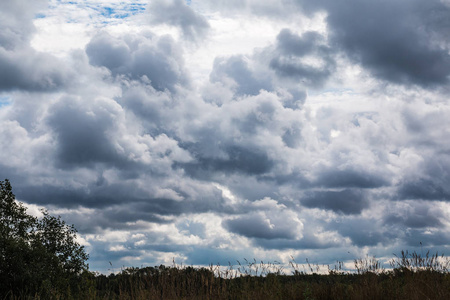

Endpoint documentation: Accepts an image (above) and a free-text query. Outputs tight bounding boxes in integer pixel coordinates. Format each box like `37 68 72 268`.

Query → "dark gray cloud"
0 49 71 91
398 178 450 201
148 0 210 41
15 181 149 209
224 213 297 240
302 189 368 215
47 96 123 169
86 32 188 91
299 0 450 87
269 29 336 87
397 156 450 201
0 0 72 91
13 172 229 220
384 202 443 229
84 32 131 73
178 144 274 179
314 169 389 189
43 205 173 234
178 156 268 180
255 232 341 250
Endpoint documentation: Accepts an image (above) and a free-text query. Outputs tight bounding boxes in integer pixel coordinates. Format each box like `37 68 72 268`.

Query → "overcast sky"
1 0 450 273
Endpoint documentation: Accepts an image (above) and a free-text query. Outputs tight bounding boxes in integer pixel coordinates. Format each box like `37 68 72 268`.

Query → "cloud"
210 55 273 96
0 48 72 91
299 0 450 87
0 0 47 49
200 0 300 18
147 0 210 41
86 31 188 91
384 202 443 228
398 178 450 201
403 229 450 247
255 231 342 250
396 152 450 201
269 29 336 87
203 0 450 87
223 198 303 240
302 189 369 215
179 145 275 178
0 0 72 91
314 169 389 189
328 217 389 247
47 96 124 168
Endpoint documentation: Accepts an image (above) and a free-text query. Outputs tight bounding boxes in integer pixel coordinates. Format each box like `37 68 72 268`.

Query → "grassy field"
4 250 450 299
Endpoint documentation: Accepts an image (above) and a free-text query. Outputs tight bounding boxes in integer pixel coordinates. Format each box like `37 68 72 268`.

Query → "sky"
1 0 450 273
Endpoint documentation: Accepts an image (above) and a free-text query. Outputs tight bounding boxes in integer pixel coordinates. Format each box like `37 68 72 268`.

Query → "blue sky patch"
93 3 146 20
101 7 115 18
0 96 11 108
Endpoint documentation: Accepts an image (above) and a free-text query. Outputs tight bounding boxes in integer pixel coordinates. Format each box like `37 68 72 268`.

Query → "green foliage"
0 179 89 299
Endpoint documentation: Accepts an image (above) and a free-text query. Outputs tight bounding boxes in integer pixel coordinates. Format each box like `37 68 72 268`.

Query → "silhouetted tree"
0 179 89 298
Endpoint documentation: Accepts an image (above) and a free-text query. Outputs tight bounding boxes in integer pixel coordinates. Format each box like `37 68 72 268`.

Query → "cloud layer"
1 0 450 272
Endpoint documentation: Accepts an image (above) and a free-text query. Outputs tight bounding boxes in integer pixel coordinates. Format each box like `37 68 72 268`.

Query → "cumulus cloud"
204 0 450 87
299 0 450 87
0 48 72 91
209 55 273 96
302 189 369 215
0 0 72 91
0 0 47 49
86 31 188 91
269 29 336 87
47 96 124 168
397 157 450 201
223 198 303 240
148 0 210 41
384 202 444 229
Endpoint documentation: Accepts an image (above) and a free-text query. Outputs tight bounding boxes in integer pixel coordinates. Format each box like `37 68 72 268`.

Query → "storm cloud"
299 0 450 87
302 189 369 215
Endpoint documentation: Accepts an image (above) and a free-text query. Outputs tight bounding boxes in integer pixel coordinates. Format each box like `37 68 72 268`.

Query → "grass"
4 250 450 299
